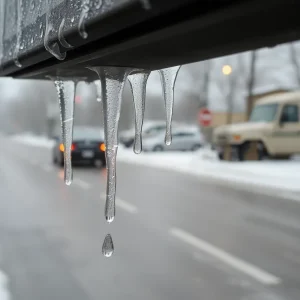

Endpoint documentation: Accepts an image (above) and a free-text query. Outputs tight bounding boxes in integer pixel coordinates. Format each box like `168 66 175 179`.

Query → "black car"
52 126 106 167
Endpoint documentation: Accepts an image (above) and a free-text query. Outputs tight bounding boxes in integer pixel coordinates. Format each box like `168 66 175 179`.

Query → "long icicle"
54 79 75 185
158 66 181 145
89 66 132 223
127 70 151 154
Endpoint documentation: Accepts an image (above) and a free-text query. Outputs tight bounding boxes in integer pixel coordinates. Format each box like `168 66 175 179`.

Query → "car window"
280 104 299 123
249 104 278 122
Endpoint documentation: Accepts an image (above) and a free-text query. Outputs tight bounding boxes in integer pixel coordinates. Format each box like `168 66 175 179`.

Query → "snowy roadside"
10 133 55 148
10 133 300 201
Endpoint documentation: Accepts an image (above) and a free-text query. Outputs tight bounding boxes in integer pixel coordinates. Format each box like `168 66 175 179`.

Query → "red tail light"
59 143 76 152
99 143 106 152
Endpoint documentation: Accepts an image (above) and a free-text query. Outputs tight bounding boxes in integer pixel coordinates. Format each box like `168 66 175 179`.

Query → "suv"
213 91 300 160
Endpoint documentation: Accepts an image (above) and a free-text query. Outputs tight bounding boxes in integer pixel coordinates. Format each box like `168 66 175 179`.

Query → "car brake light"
100 143 106 152
59 143 76 152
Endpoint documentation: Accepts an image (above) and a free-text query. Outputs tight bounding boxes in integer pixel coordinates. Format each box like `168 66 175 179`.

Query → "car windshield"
249 104 278 122
73 127 104 140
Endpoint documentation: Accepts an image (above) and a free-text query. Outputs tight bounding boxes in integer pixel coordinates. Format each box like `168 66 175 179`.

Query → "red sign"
198 108 212 127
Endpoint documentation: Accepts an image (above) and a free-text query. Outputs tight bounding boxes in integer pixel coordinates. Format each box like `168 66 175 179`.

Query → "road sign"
198 108 212 127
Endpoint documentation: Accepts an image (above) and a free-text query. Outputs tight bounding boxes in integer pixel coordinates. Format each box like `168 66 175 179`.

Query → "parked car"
52 126 106 167
213 91 300 160
142 127 204 152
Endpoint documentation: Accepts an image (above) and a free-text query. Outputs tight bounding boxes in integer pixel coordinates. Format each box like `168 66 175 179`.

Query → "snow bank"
10 133 55 148
118 147 300 198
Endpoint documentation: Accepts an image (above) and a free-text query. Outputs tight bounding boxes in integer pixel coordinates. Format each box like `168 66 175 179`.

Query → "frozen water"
58 18 73 48
78 0 90 39
158 66 181 145
89 66 132 223
127 70 151 154
102 234 114 258
44 0 66 60
0 1 5 68
54 79 75 185
14 0 23 67
94 80 102 102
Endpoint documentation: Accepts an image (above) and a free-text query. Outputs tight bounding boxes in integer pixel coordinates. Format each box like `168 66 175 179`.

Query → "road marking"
42 165 53 172
74 179 90 190
170 227 281 285
0 270 11 300
100 193 138 213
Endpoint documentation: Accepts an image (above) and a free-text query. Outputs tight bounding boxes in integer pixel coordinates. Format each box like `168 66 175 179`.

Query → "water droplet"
44 0 66 60
31 0 35 10
71 16 75 23
53 79 75 185
89 67 133 223
127 70 151 154
94 80 101 102
95 0 103 9
58 18 73 48
78 0 90 39
102 234 114 258
158 66 181 145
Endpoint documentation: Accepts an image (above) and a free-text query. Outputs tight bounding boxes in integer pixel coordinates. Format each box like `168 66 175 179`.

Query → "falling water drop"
158 66 181 145
102 234 114 258
94 80 101 102
89 66 132 223
54 79 75 185
44 0 66 60
78 0 90 39
58 18 73 48
14 0 23 67
127 70 151 154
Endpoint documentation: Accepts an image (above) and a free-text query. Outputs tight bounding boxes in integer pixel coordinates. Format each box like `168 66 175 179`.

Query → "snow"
117 147 300 200
10 133 55 148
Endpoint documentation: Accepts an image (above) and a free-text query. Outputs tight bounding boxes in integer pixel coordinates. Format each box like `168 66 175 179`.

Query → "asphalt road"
1 135 300 300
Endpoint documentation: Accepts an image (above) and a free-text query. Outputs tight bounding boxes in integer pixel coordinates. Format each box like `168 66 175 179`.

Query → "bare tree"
246 50 257 119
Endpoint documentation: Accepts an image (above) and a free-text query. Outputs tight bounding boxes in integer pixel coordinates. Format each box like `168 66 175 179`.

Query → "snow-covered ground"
10 133 55 148
10 133 300 200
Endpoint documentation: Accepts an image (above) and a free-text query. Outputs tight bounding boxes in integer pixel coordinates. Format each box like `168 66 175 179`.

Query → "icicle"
158 66 181 145
94 80 101 102
127 70 151 154
14 0 23 67
44 0 66 60
58 18 73 49
78 0 90 39
54 79 75 185
89 66 132 223
0 0 6 69
102 234 114 258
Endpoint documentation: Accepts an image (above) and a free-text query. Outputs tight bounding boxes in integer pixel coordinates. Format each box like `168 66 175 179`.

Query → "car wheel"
191 144 201 151
153 145 164 152
257 142 269 160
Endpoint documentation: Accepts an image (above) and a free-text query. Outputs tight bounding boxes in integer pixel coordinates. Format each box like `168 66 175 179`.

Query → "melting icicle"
89 67 132 223
158 66 181 145
127 70 151 154
44 0 66 60
0 0 5 68
54 79 75 185
58 18 73 49
78 0 90 39
14 0 23 67
102 234 114 258
94 80 101 102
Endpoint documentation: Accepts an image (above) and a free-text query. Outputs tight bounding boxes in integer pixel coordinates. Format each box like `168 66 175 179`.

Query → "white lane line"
73 178 91 190
42 165 54 172
170 227 281 286
0 270 11 300
100 193 138 213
